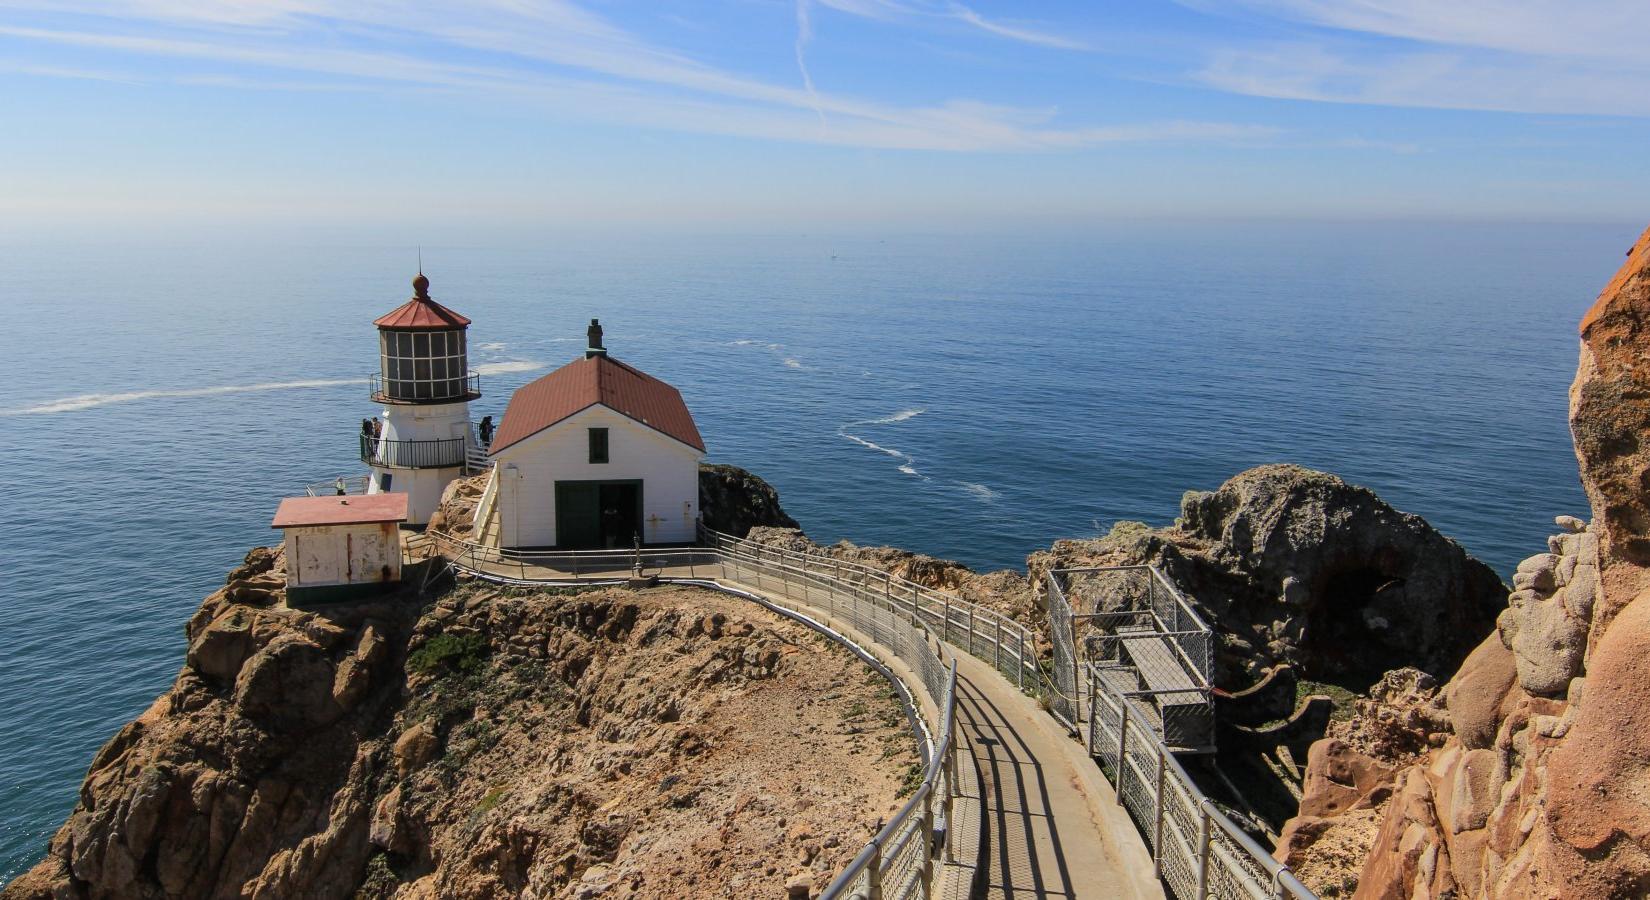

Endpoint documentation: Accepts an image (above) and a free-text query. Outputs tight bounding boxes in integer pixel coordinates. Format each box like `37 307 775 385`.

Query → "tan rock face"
1572 224 1650 637
1320 224 1650 899
3 577 917 900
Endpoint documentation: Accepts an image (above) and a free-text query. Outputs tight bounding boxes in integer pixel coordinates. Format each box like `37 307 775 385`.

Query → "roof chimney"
586 318 606 358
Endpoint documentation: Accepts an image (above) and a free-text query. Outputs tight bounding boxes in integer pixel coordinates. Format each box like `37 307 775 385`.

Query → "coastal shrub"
407 633 489 676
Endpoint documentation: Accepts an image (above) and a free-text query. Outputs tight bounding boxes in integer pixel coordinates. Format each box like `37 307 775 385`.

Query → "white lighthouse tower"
362 272 480 525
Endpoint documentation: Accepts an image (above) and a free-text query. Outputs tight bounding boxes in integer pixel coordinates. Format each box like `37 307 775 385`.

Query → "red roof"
374 275 472 330
490 354 705 454
272 493 409 528
374 297 471 330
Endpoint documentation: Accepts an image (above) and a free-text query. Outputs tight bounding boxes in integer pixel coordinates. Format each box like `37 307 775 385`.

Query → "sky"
1 0 1647 231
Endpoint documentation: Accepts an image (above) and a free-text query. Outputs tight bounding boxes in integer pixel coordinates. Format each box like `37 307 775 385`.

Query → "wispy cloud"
1180 0 1650 117
945 3 1087 51
816 0 1087 50
0 1 1261 151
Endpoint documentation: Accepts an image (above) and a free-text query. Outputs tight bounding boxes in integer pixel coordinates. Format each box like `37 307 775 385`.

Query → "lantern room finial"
412 272 430 300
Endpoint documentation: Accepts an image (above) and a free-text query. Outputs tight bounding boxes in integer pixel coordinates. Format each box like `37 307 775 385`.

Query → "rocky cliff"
3 553 917 899
1028 465 1507 691
1279 225 1650 899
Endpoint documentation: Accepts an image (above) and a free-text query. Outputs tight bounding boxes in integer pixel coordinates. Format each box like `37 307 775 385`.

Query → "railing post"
966 608 975 656
921 792 935 895
1117 703 1129 778
910 582 919 627
1153 745 1166 877
942 595 952 644
866 847 882 900
993 618 1002 673
1197 805 1212 900
1017 631 1027 691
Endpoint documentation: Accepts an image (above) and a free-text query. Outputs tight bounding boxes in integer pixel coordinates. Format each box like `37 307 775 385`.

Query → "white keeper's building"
477 320 706 550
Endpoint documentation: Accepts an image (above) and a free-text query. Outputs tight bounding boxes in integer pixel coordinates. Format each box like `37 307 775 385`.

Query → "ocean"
0 221 1627 881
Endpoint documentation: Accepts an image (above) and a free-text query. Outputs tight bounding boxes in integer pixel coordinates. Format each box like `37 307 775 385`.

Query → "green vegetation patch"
1296 679 1360 723
407 632 489 676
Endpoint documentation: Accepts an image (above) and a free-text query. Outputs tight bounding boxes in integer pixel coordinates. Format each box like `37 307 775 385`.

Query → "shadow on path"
956 674 1077 899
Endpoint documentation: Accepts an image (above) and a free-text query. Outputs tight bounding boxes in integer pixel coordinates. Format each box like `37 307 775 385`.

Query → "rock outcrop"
698 464 798 538
1030 465 1507 690
1281 225 1650 899
3 560 917 899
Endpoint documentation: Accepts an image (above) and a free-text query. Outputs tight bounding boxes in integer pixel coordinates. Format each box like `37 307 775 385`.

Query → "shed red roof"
271 493 409 528
490 354 705 454
374 274 472 330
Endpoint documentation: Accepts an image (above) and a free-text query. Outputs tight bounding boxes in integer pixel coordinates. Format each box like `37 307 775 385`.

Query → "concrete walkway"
947 650 1163 900
711 575 1164 900
442 551 1165 900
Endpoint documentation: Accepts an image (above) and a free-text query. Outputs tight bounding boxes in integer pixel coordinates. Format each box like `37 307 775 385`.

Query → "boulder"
698 464 798 538
1033 465 1507 688
1444 634 1518 750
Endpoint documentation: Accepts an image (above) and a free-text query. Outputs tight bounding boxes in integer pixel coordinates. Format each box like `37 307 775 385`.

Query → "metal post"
1153 746 1166 877
1017 631 1027 691
921 793 935 895
911 582 919 627
1117 704 1129 777
866 848 882 900
993 618 1002 673
967 608 975 656
1196 806 1212 900
943 595 952 644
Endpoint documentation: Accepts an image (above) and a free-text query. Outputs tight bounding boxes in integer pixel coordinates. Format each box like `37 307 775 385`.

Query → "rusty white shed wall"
282 522 403 587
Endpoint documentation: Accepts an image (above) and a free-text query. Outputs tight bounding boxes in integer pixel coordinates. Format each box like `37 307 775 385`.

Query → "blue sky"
1 0 1646 230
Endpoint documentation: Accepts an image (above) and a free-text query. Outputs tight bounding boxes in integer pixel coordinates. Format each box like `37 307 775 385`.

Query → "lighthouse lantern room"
363 273 481 525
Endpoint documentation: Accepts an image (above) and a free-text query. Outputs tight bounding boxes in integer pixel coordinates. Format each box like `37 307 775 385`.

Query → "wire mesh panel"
1045 572 1080 727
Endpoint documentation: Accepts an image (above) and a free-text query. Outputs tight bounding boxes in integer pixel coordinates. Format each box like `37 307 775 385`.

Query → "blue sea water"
0 222 1629 881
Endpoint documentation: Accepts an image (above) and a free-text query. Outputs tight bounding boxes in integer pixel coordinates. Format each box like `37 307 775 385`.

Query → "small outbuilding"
271 493 409 602
483 321 705 549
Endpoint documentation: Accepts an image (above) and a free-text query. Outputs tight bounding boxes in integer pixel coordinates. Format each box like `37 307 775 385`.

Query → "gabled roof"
272 493 408 528
374 274 472 330
490 354 705 454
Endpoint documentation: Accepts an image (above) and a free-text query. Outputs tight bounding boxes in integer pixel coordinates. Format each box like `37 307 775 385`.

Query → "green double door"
554 480 642 549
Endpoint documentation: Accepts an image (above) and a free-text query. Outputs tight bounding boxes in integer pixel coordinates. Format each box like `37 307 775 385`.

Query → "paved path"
947 649 1162 900
443 551 1165 900
711 575 1164 900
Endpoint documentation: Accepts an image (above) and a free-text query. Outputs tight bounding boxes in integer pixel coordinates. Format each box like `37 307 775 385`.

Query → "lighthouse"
363 272 481 525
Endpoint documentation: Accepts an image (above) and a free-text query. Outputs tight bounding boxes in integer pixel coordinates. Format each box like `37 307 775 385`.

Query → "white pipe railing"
421 524 1317 900
424 526 963 900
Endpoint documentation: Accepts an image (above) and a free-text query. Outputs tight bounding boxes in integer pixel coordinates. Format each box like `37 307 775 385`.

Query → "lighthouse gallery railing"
359 434 468 468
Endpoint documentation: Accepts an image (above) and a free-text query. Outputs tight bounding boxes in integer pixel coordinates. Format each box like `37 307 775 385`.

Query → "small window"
379 473 393 491
588 427 609 464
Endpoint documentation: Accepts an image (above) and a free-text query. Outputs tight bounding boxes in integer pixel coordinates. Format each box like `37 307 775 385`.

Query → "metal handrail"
1089 663 1315 899
359 433 468 468
422 526 966 900
417 524 1313 899
368 371 482 404
304 475 370 497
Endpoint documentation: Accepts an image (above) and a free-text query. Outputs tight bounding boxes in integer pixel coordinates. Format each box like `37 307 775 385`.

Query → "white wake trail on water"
473 360 545 376
839 408 927 478
2 378 368 416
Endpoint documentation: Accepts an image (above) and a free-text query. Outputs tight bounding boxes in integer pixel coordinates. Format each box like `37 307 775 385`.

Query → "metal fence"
1048 566 1314 900
304 474 371 497
423 525 1317 900
360 433 469 469
1087 666 1312 900
425 527 965 900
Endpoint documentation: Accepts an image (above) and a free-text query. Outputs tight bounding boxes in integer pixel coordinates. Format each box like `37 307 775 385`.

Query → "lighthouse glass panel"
379 329 468 401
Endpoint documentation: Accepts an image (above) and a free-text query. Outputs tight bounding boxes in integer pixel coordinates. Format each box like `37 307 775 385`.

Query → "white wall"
492 405 702 548
367 464 462 526
283 522 403 587
367 398 472 525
